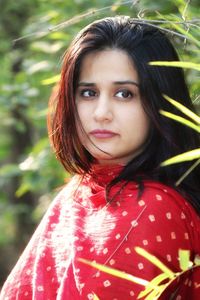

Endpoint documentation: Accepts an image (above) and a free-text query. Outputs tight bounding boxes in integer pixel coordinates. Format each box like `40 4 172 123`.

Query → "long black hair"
48 16 200 213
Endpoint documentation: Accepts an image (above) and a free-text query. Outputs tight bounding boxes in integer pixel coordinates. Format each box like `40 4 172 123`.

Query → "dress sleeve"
112 183 200 299
0 182 74 300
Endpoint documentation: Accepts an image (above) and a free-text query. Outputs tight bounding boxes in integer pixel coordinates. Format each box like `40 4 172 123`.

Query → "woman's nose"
93 96 113 122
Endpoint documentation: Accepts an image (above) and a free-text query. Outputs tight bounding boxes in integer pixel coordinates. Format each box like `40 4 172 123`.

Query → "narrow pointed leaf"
138 273 168 298
78 258 153 288
160 110 200 133
163 95 200 124
176 159 200 186
149 61 200 71
41 74 60 85
179 250 192 271
161 149 200 166
93 293 100 300
143 288 161 300
135 247 175 279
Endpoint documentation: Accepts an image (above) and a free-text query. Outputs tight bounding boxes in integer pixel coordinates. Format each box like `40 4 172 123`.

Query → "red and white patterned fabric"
1 165 200 299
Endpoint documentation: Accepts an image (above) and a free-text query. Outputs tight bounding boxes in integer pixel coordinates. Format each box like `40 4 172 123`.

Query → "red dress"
1 165 200 299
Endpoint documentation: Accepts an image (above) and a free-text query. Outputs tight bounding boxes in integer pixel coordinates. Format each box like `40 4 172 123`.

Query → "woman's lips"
89 129 118 139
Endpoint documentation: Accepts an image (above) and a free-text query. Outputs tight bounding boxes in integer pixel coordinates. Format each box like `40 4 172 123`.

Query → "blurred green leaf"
41 74 60 85
149 61 200 71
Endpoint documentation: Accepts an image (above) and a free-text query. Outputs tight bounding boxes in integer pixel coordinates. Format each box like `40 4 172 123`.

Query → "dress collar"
87 164 124 187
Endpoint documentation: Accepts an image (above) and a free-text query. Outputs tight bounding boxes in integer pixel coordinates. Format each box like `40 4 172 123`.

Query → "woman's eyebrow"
77 82 95 87
113 80 139 87
77 80 139 87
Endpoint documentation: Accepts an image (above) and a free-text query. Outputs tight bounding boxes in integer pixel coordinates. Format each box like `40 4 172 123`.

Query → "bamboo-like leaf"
138 273 168 299
149 61 200 71
78 258 154 288
93 293 100 300
161 149 200 166
179 249 192 271
143 289 161 300
135 247 175 279
160 110 200 133
163 95 200 124
41 74 60 85
176 159 200 186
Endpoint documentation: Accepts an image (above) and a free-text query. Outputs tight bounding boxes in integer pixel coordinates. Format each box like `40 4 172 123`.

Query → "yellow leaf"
135 247 175 279
161 149 200 166
78 258 155 288
163 95 200 125
149 61 200 71
179 249 192 271
138 273 168 298
93 292 100 300
41 74 60 85
160 110 200 133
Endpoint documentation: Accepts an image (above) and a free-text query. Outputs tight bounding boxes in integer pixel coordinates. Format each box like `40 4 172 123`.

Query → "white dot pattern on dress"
138 200 145 206
130 291 135 296
103 280 111 287
156 235 162 242
131 220 138 227
37 285 44 292
122 211 128 216
103 248 108 254
148 215 155 222
125 248 131 254
138 263 144 270
156 194 162 200
166 254 172 262
166 212 172 219
109 259 115 265
143 239 148 246
171 232 176 239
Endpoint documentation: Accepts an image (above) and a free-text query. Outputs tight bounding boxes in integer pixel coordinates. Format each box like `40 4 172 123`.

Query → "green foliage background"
0 0 199 286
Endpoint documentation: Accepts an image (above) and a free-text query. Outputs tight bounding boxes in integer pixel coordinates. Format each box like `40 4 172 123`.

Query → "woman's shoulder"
140 180 196 209
137 180 200 228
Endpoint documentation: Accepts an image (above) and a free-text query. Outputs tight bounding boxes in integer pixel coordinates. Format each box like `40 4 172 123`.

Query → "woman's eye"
80 89 96 97
115 89 133 99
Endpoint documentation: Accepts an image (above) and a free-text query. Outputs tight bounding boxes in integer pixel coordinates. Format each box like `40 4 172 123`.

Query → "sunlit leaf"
149 61 200 71
138 273 168 298
144 289 161 300
15 182 31 197
78 258 153 288
135 247 175 279
161 149 200 166
41 74 60 85
163 95 200 124
176 158 200 186
159 110 200 133
93 293 100 300
179 249 192 271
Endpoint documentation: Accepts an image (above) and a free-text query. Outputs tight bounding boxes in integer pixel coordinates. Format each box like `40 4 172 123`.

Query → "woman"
1 16 200 299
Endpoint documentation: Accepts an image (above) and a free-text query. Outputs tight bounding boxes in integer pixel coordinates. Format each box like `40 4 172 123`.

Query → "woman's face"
75 49 150 165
